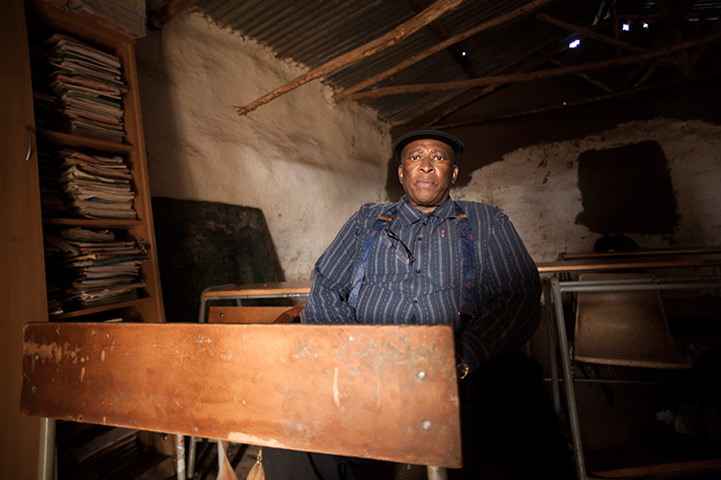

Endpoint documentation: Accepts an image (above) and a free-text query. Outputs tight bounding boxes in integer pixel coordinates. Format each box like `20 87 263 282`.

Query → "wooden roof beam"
423 18 612 126
333 0 552 102
405 0 480 79
548 58 616 93
431 70 720 129
536 13 679 69
350 30 721 99
620 0 697 87
618 11 721 21
660 0 695 74
235 0 467 116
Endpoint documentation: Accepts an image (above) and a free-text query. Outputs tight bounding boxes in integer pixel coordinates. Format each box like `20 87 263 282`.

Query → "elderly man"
264 130 571 479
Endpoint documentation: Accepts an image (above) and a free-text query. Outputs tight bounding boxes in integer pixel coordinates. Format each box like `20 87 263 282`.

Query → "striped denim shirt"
301 196 541 371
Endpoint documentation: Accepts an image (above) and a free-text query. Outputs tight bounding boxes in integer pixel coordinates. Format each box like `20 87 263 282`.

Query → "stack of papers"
38 151 68 217
67 0 147 39
28 32 56 128
58 148 137 219
44 33 127 143
44 227 147 312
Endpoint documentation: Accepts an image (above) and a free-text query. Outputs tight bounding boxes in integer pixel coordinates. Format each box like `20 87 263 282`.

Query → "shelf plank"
43 217 143 228
50 297 153 320
37 128 134 153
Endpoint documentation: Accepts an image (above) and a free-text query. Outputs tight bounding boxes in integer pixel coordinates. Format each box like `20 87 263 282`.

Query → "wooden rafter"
350 31 721 100
431 69 721 129
633 64 658 88
423 17 612 126
405 0 481 79
235 0 467 116
618 10 721 21
548 58 616 93
661 0 696 74
333 0 552 102
617 0 694 87
536 13 679 69
149 0 200 28
611 4 622 59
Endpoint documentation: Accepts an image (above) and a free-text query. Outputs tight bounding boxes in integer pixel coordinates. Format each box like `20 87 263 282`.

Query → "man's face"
398 138 459 213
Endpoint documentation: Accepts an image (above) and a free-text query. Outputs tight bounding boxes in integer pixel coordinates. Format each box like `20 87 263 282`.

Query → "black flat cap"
392 129 464 163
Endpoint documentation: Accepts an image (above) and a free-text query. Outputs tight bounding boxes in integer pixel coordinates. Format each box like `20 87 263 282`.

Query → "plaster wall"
136 12 391 281
451 118 721 262
136 12 720 280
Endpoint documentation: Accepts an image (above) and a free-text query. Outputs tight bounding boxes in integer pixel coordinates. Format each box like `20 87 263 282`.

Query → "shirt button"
412 298 418 304
415 268 421 273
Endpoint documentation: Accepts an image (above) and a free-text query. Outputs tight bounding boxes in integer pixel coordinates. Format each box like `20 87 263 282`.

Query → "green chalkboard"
152 197 278 323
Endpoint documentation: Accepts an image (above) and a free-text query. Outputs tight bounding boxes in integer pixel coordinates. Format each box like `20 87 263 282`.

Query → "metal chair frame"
547 275 721 480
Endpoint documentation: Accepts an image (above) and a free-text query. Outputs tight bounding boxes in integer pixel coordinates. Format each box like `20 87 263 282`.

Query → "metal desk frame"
546 274 721 480
186 282 450 480
185 282 313 479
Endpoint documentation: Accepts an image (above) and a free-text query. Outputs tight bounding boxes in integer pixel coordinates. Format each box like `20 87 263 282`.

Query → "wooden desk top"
22 322 461 467
201 251 721 295
558 246 721 260
202 280 313 298
537 253 721 273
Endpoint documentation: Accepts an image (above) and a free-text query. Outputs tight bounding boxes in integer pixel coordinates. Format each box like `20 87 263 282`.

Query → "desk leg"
551 277 588 480
543 280 561 415
176 434 186 479
187 436 198 478
37 417 55 480
427 465 448 480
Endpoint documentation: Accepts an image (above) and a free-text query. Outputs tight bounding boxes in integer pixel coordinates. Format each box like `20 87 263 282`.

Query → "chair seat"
574 273 691 369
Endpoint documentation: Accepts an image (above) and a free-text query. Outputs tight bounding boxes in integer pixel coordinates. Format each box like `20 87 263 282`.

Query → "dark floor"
138 427 721 480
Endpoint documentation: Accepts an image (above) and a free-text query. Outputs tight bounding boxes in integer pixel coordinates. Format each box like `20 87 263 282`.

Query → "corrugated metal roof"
184 0 721 124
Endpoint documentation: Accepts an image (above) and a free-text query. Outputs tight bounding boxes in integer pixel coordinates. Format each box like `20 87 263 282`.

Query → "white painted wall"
452 118 721 262
136 12 391 280
136 12 720 279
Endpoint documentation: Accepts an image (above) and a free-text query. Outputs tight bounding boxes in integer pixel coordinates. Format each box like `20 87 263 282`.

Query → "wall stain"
575 141 678 235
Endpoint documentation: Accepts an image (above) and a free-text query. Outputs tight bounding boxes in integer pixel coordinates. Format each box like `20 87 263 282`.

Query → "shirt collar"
396 195 455 225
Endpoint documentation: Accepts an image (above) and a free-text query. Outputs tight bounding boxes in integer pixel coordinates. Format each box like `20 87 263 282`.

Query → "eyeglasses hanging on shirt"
383 226 416 265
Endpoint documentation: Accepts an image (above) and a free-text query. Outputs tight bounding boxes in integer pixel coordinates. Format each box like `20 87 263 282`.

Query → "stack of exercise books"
58 148 137 219
44 33 127 143
44 227 147 313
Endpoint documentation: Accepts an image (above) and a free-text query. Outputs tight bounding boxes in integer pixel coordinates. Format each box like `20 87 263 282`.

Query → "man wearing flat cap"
264 130 571 479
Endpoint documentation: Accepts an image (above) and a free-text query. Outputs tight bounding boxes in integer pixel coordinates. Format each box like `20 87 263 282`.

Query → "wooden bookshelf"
50 296 155 321
25 0 165 325
1 0 166 476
